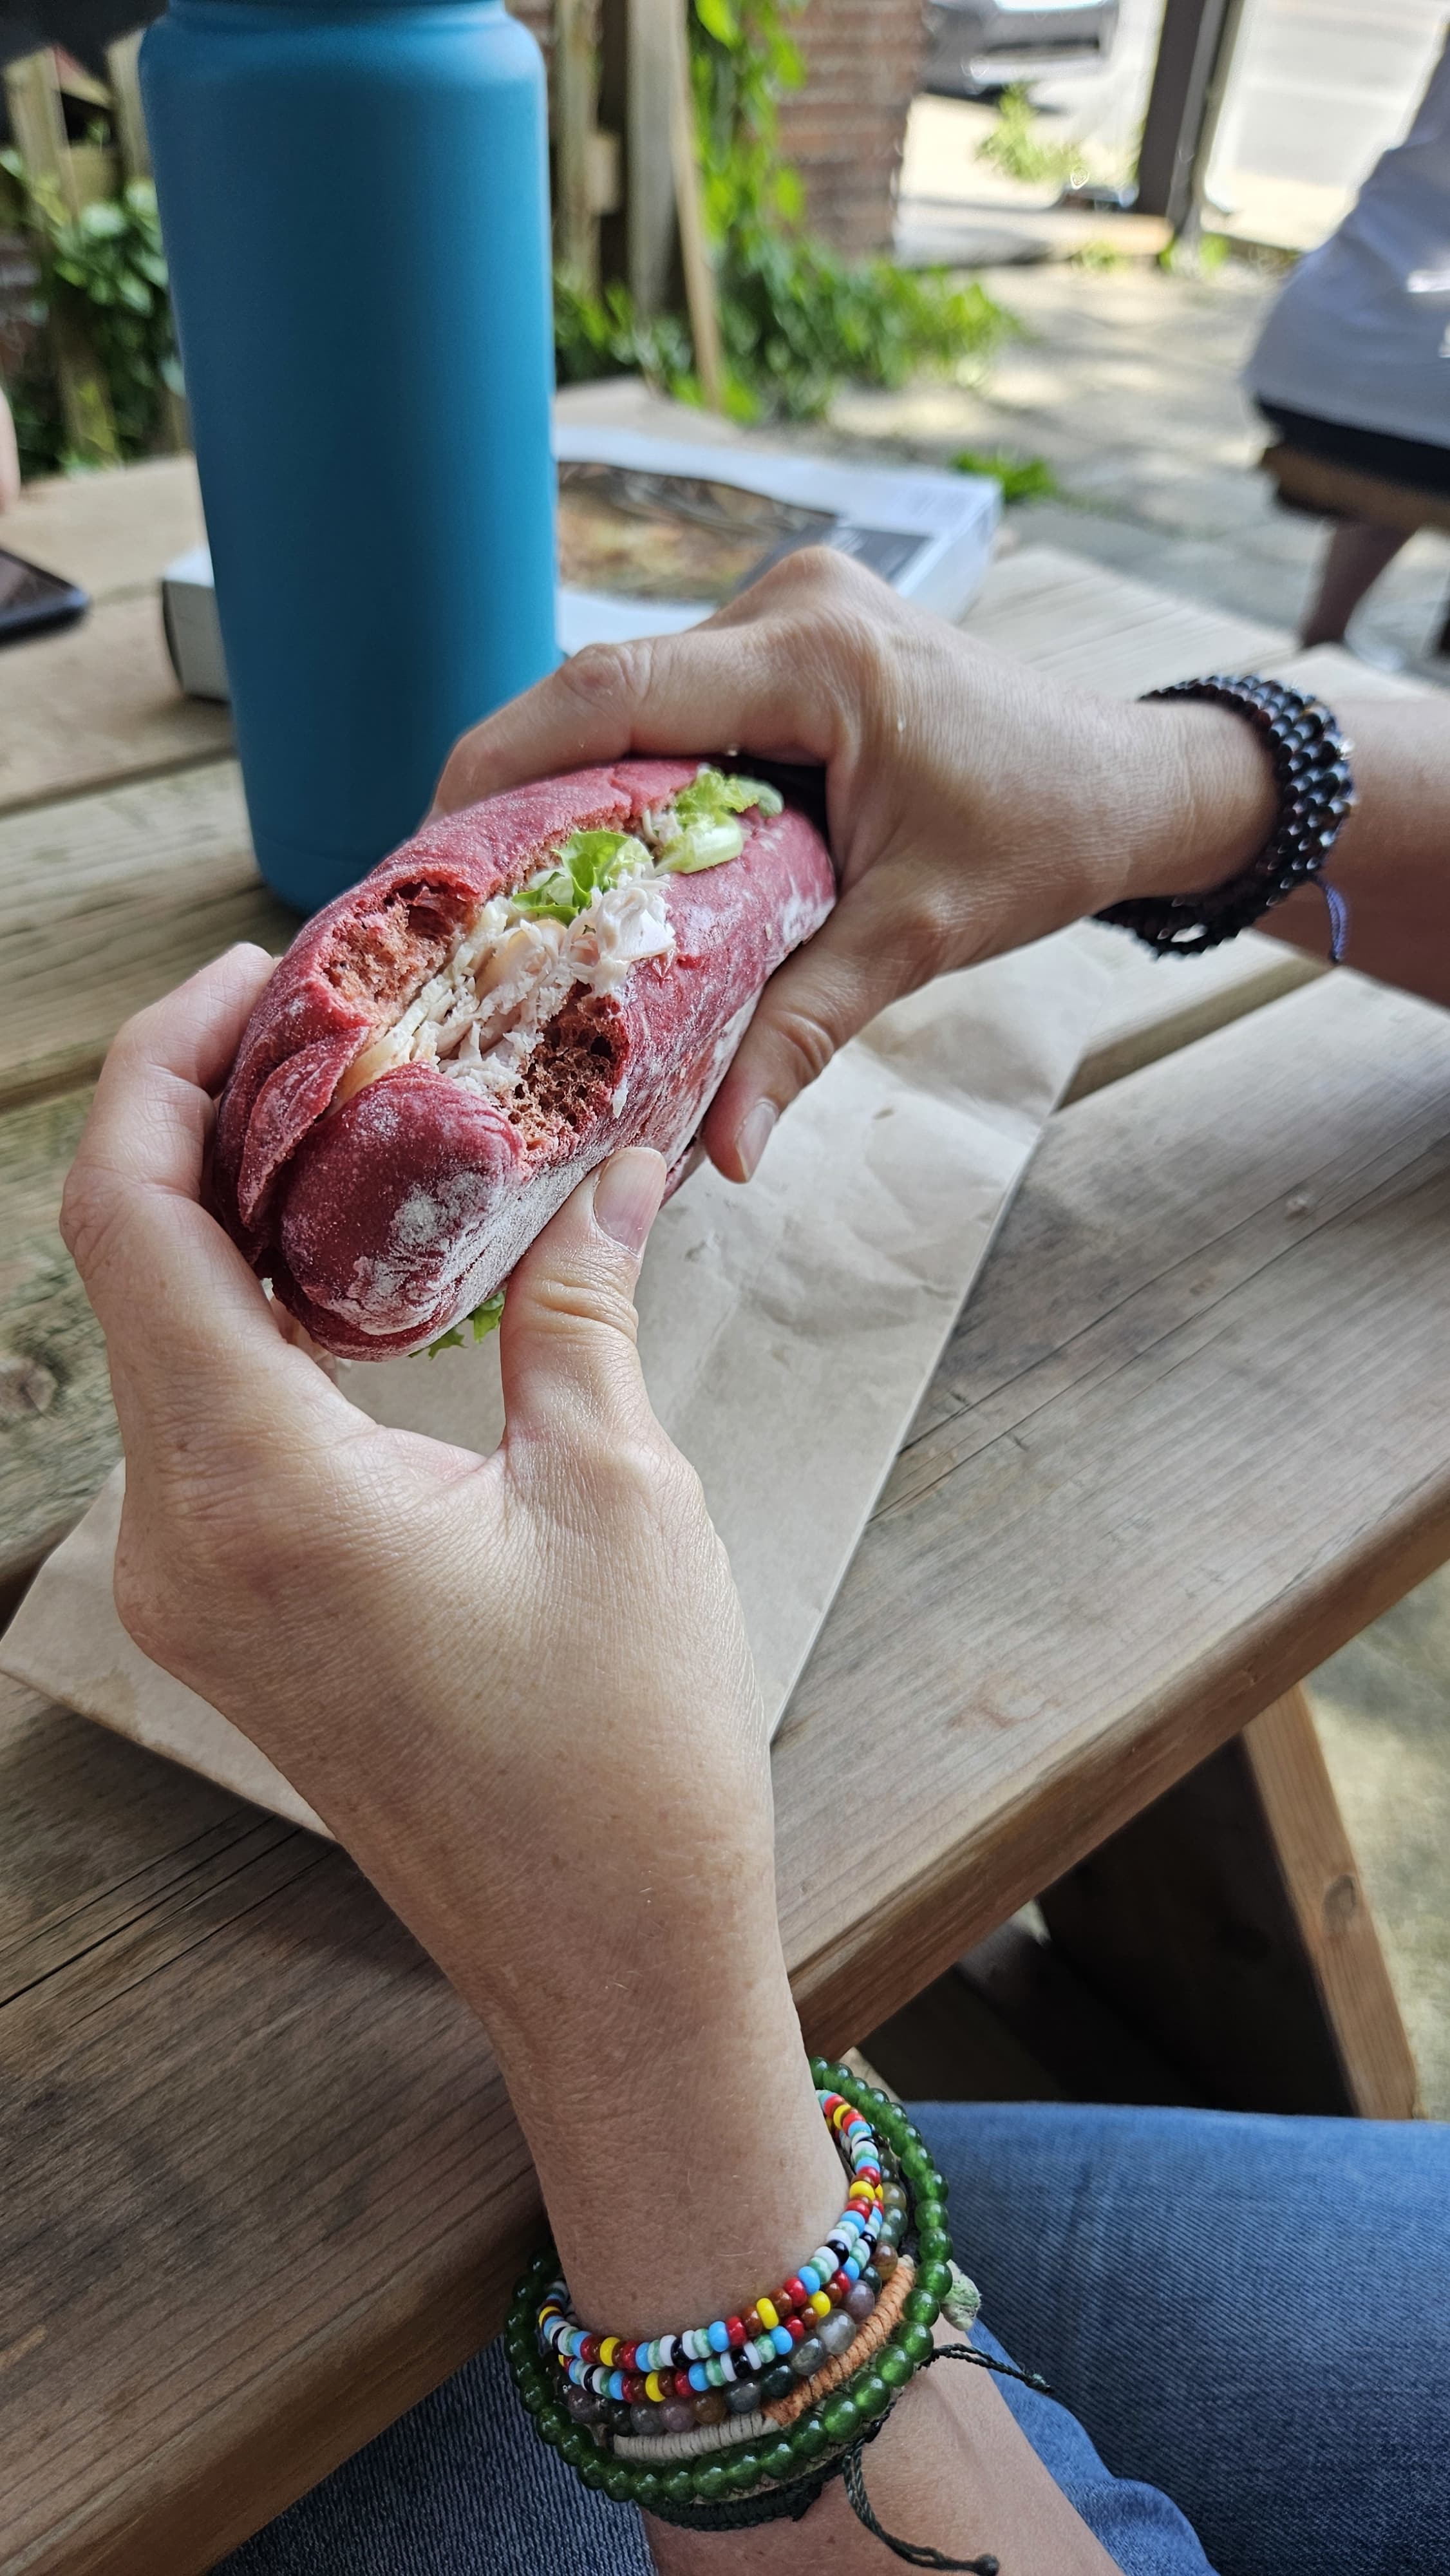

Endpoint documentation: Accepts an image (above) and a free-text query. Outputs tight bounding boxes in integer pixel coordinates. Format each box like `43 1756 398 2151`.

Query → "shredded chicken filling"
332 877 672 1110
332 768 779 1117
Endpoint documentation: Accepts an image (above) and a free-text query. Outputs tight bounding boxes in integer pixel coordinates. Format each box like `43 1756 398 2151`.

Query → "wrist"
1109 699 1279 911
502 1933 845 2333
361 1748 842 2330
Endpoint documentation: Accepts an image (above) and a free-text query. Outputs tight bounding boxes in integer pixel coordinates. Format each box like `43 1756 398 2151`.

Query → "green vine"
1 155 181 474
975 84 1085 189
559 0 1015 422
683 0 1013 420
690 0 807 240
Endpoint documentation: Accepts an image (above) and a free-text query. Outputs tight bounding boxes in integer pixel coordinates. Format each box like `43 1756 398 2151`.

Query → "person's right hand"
433 547 1274 1180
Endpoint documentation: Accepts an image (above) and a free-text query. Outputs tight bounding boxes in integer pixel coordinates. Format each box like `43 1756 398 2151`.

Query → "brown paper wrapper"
2 933 1113 1831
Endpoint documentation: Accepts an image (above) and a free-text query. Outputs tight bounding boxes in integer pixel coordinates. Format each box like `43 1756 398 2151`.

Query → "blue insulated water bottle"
141 0 558 913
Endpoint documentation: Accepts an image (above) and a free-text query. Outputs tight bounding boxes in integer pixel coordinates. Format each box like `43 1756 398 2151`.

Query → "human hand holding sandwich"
435 545 1450 1175
61 943 847 2324
431 547 1281 1178
62 951 1115 2575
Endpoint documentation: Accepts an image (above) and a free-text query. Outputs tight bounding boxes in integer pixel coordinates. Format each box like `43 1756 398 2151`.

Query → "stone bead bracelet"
1097 673 1356 958
611 2257 918 2462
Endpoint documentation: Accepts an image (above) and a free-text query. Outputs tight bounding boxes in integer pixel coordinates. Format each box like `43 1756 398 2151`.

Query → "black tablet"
0 547 90 644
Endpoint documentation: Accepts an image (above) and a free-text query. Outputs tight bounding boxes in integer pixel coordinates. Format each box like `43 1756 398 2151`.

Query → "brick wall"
777 0 927 255
511 0 924 260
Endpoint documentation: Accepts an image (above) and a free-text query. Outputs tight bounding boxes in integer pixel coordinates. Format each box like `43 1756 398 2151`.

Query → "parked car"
921 0 1120 100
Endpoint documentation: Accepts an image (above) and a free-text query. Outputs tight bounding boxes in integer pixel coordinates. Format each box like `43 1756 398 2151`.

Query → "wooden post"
1136 0 1246 233
1173 0 1248 251
5 49 80 218
669 0 724 408
105 33 152 183
596 0 724 404
1038 1687 1421 2121
555 0 601 283
2 50 120 468
626 0 679 316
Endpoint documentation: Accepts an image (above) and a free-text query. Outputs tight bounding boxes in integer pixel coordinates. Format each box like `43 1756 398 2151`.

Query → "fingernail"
592 1149 666 1255
737 1100 777 1180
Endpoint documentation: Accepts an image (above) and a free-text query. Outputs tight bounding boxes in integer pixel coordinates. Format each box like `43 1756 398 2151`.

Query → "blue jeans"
221 2104 1450 2575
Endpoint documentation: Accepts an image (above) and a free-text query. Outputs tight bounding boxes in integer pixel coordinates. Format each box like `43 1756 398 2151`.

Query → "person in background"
1246 29 1450 652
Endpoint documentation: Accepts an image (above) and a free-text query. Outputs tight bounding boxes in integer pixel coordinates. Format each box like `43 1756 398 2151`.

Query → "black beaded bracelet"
1095 674 1355 959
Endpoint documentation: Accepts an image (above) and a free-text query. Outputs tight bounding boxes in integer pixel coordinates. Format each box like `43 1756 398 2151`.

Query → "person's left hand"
61 947 848 2327
60 946 766 2025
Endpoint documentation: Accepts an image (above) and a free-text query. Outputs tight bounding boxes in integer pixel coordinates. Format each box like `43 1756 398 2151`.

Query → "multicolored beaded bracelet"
610 2255 918 2461
535 2086 889 2415
503 2064 977 2538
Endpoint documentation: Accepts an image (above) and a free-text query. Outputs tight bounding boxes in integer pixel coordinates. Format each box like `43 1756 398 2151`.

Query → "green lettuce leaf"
423 1289 506 1358
657 767 784 873
658 817 747 873
514 829 652 923
672 766 784 829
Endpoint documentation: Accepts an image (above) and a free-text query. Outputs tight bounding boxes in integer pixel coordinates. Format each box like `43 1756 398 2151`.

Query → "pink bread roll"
212 758 835 1358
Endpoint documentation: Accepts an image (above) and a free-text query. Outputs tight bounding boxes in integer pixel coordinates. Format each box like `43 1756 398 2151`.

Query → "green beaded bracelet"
503 2061 978 2530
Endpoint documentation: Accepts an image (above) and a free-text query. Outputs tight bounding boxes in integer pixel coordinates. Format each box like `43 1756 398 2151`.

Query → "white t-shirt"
1245 36 1450 451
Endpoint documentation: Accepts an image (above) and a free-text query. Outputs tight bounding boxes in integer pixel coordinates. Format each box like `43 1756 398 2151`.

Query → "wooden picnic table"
3 451 1447 2576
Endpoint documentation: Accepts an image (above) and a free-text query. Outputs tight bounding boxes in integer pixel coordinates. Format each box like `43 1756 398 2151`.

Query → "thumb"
703 866 935 1181
498 1148 668 1453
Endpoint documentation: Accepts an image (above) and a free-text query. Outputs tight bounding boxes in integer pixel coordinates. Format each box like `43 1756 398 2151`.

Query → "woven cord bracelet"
1095 674 1356 960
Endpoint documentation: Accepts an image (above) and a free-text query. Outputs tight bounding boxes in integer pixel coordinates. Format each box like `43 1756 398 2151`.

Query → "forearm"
373 1771 1115 2576
501 1955 1114 2573
1116 697 1450 1010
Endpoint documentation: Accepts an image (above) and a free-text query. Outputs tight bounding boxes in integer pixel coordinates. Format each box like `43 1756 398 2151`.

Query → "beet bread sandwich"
212 760 836 1359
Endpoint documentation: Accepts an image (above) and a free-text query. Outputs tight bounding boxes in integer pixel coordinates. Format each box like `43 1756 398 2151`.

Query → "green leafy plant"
657 0 1013 419
950 446 1058 503
553 269 696 394
975 84 1085 190
716 228 1012 421
1156 228 1232 279
691 0 807 242
1067 236 1126 272
1 155 180 471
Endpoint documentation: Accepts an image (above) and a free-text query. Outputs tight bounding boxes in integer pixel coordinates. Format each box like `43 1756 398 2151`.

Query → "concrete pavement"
834 254 1450 677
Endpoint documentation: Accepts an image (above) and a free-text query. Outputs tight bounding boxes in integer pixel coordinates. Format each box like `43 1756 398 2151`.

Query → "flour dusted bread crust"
212 759 836 1358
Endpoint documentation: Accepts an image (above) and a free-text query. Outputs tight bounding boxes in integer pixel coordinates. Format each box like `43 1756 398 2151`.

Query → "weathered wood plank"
0 764 294 1113
0 1679 535 2576
961 544 1290 695
0 1086 119 1591
1 455 204 604
1243 1687 1420 2117
5 966 1450 2573
1066 923 1324 1104
0 596 232 819
772 968 1450 2044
